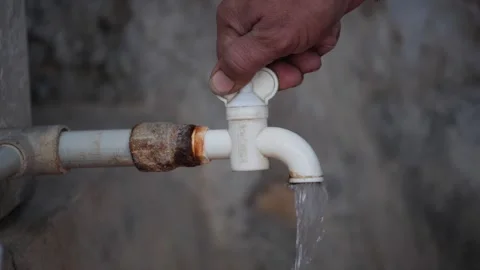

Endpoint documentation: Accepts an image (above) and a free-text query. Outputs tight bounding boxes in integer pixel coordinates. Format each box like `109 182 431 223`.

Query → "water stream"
291 183 329 270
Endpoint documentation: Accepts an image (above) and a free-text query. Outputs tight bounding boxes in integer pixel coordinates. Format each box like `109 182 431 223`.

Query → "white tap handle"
216 68 279 106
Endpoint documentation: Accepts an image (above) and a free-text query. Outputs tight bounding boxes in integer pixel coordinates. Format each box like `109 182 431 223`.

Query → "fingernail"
210 70 234 95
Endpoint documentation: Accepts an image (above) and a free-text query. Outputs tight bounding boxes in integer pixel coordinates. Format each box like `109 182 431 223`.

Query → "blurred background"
1 0 480 269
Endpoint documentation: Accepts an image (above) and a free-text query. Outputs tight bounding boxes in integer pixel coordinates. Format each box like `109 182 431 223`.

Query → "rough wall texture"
1 0 478 269
0 0 33 228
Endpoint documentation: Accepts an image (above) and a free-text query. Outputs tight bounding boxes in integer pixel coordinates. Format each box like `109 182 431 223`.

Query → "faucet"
203 68 323 183
0 68 323 184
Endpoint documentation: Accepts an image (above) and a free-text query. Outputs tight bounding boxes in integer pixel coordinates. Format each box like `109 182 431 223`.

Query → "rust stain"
129 122 204 172
289 171 304 179
191 126 209 164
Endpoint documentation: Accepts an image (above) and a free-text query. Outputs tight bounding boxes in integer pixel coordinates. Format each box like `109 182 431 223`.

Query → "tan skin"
210 0 366 95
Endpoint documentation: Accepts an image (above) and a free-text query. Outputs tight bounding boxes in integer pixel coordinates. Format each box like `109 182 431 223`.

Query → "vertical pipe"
0 0 33 218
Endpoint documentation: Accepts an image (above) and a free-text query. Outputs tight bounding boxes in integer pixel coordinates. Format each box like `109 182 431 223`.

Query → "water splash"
291 183 329 270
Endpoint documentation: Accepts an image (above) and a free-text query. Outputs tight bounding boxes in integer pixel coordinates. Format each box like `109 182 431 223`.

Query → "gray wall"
1 0 479 269
0 0 34 241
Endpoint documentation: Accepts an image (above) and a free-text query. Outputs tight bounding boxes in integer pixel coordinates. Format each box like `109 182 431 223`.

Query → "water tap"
0 69 323 184
202 68 324 183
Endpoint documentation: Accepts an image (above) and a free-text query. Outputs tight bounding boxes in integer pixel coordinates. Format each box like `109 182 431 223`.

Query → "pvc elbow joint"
204 68 323 183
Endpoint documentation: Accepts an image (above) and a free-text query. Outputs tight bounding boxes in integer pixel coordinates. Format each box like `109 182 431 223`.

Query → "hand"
210 0 365 95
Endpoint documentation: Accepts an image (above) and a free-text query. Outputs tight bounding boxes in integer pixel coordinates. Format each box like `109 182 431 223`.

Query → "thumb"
210 34 278 95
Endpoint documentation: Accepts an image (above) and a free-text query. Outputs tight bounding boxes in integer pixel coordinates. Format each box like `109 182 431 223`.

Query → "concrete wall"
0 0 34 240
0 0 479 269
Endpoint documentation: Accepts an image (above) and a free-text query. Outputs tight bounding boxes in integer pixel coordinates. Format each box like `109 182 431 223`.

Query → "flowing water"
291 183 329 270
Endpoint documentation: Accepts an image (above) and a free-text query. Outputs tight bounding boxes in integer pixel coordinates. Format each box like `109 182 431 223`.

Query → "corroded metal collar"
129 122 208 172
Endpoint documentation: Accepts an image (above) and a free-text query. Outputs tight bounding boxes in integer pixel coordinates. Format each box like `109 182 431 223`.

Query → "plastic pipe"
0 145 23 180
256 127 323 183
58 130 133 168
203 129 231 160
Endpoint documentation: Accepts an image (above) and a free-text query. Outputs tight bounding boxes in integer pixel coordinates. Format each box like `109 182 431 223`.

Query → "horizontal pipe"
0 145 23 180
203 129 231 160
256 127 323 183
58 130 133 169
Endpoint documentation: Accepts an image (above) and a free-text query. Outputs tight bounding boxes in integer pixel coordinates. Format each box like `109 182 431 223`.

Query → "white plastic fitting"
205 68 324 183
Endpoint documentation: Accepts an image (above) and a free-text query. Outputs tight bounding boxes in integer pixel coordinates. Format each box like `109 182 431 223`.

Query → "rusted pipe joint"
0 125 69 176
129 122 208 172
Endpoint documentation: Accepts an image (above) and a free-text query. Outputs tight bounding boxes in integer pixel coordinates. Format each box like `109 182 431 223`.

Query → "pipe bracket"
0 125 69 177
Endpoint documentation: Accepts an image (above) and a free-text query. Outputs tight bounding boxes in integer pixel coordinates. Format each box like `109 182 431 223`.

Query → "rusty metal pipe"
0 145 23 181
0 122 209 176
56 122 208 172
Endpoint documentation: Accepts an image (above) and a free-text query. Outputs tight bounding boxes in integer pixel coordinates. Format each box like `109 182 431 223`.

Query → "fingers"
274 23 339 91
215 0 254 59
211 0 348 95
211 33 278 95
288 50 322 73
268 60 304 90
317 23 341 56
271 51 321 91
212 0 275 95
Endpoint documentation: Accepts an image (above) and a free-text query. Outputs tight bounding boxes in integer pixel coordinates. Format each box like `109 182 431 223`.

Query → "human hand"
210 0 365 95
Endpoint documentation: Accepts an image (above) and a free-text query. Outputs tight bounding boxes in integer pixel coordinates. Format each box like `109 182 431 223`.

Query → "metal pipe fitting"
0 122 210 180
58 123 209 172
0 125 68 179
0 145 23 180
129 122 208 172
24 125 69 174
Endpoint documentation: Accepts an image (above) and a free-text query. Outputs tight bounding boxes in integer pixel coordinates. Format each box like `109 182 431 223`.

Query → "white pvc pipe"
0 145 23 180
204 129 231 160
58 130 133 168
256 127 324 183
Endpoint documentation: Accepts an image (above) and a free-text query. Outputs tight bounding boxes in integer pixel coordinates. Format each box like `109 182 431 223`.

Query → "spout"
256 127 323 184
